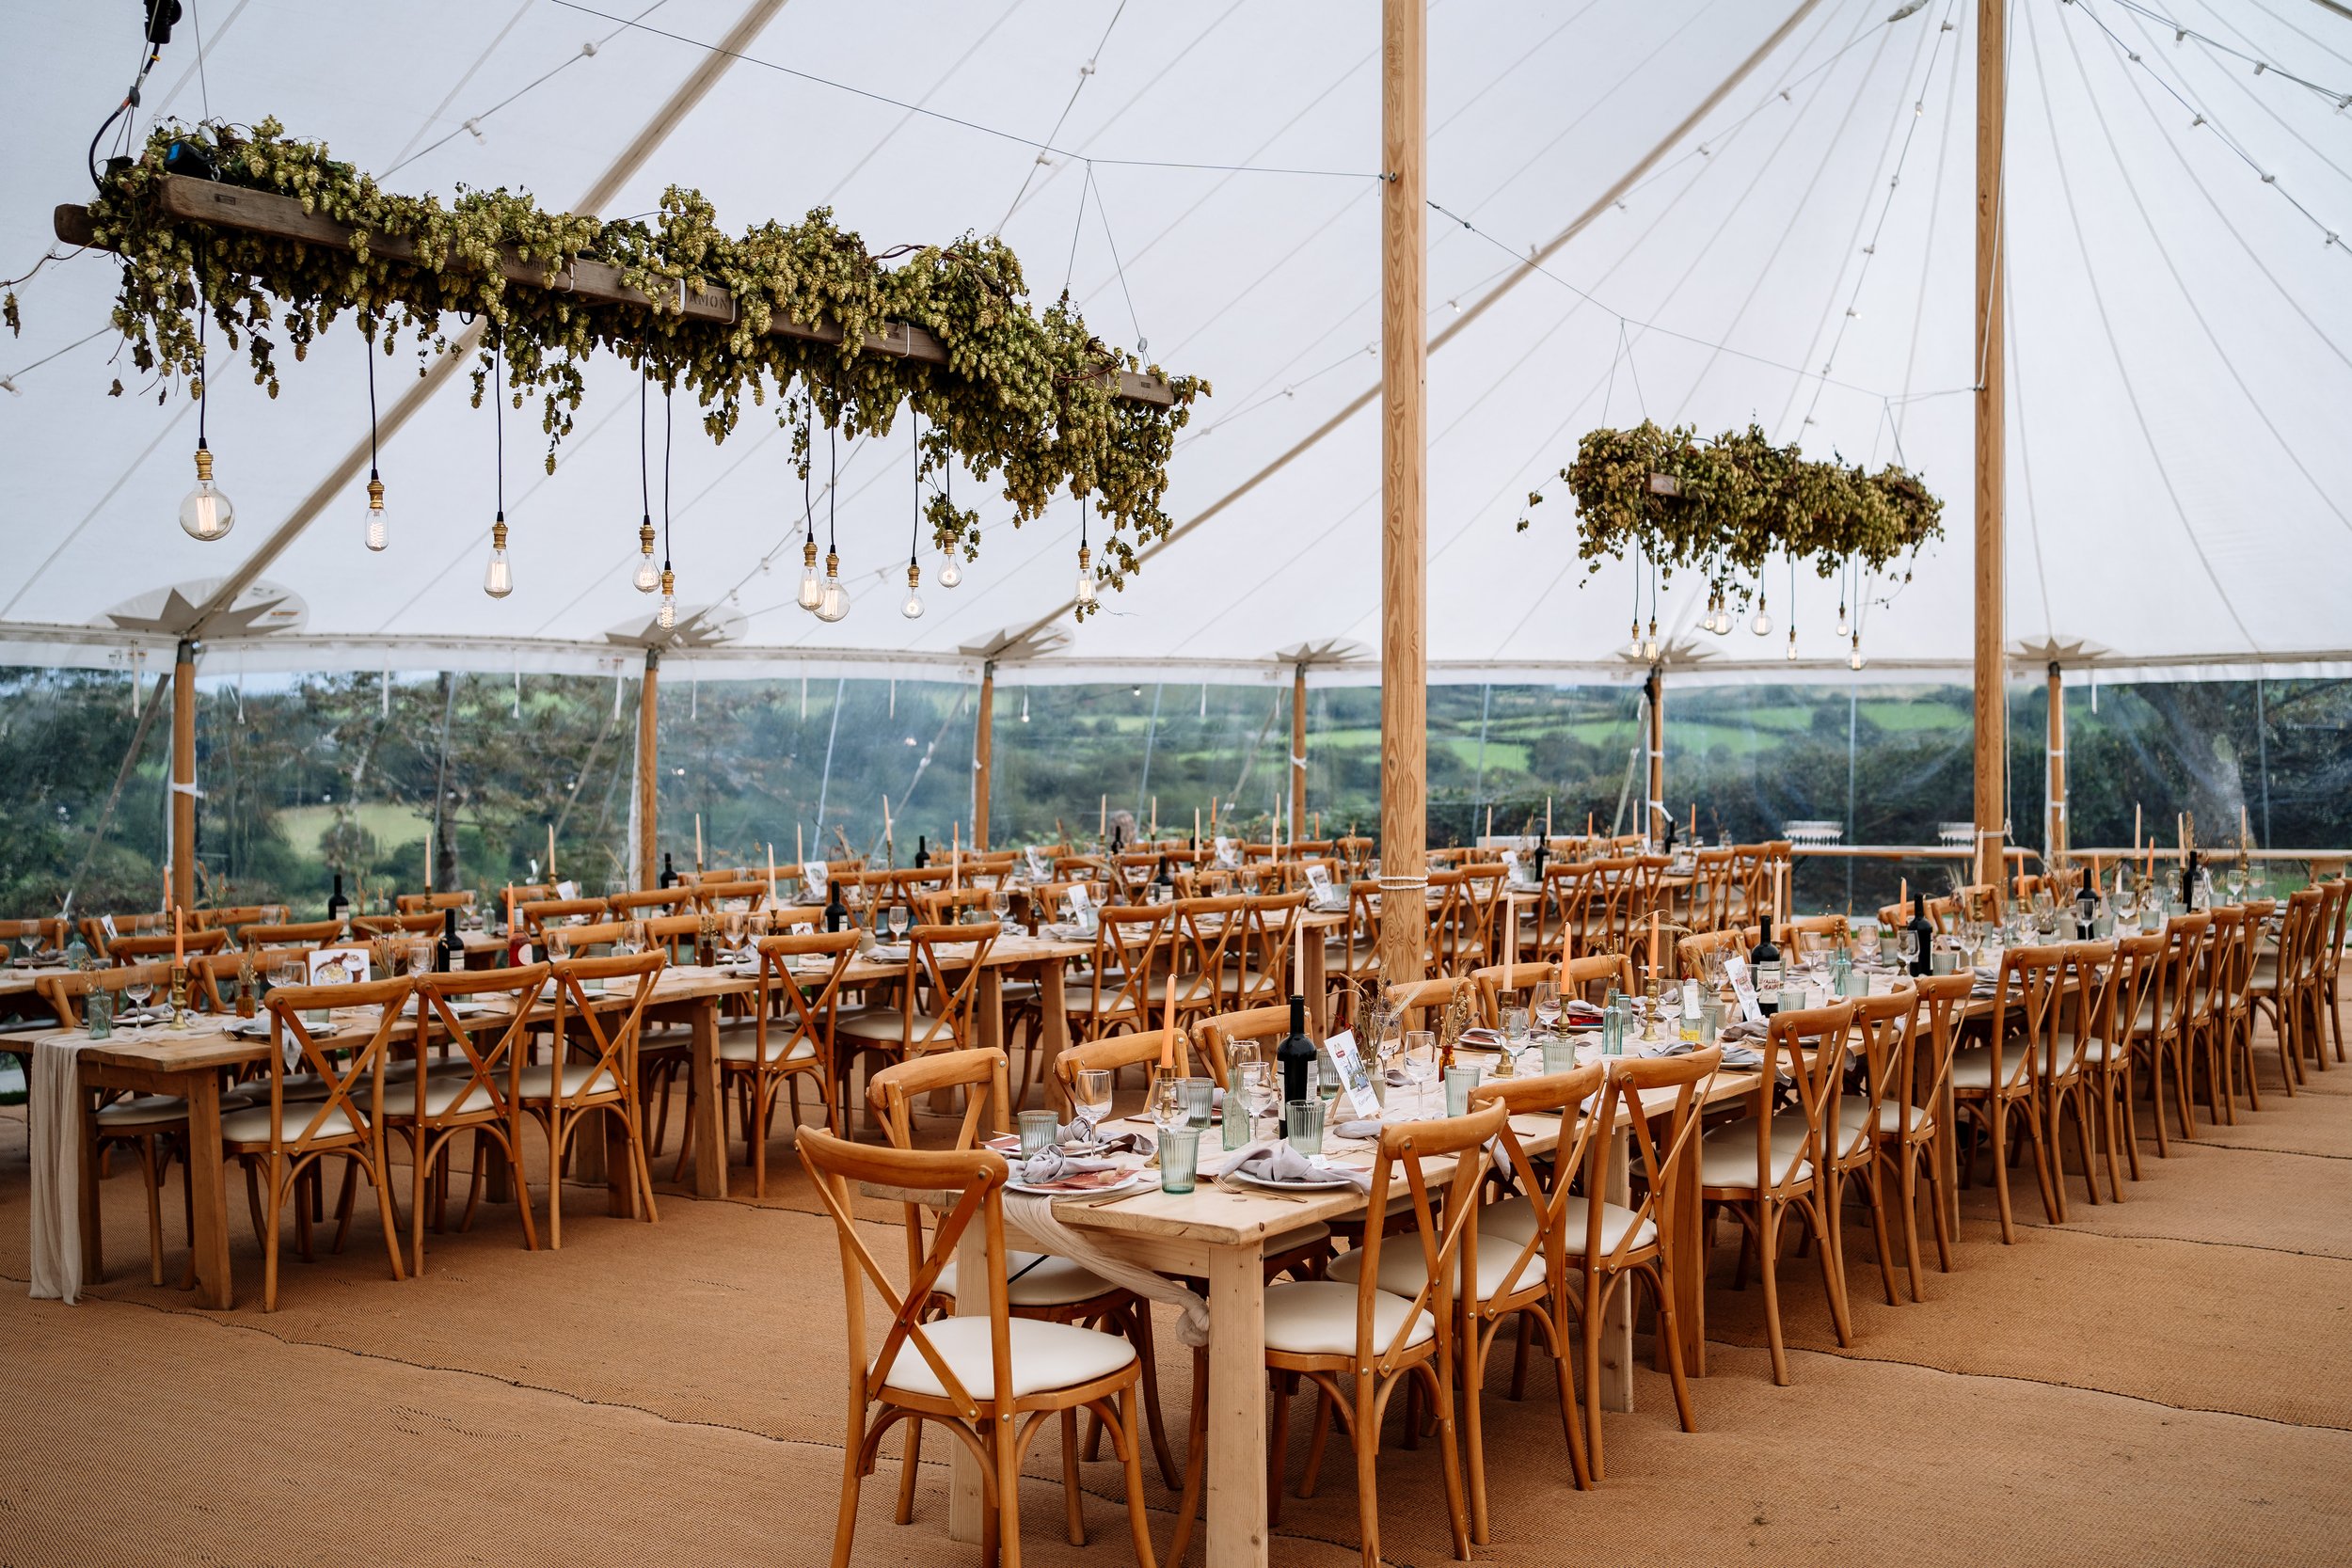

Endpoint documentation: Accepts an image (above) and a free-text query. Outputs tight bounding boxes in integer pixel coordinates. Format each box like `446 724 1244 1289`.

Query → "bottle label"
1756 962 1781 991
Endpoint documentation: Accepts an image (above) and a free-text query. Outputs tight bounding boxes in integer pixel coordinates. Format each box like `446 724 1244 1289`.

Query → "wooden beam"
636 648 660 890
54 180 1171 408
2046 661 2066 866
1973 0 2008 891
1377 0 1428 995
170 639 196 911
974 662 995 852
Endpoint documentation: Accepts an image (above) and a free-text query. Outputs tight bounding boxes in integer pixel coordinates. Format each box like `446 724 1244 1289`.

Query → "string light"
481 339 512 597
795 409 823 611
1073 494 1097 612
937 454 962 588
360 324 388 552
179 293 234 542
1850 630 1865 671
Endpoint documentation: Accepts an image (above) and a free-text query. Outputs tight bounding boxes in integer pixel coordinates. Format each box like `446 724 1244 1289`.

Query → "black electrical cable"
638 373 650 524
492 338 503 520
364 323 379 479
827 422 837 552
193 289 209 453
802 411 816 544
908 410 922 567
661 384 672 573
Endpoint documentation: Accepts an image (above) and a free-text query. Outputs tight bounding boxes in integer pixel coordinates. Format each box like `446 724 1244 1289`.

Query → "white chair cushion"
937 1250 1119 1308
220 1102 362 1145
1839 1100 1935 1138
835 1007 956 1044
1949 1043 2031 1093
1481 1191 1656 1257
367 1075 495 1119
1772 1107 1870 1163
1327 1232 1546 1299
515 1061 620 1101
714 1022 817 1067
1261 1278 1432 1357
880 1315 1135 1402
1699 1120 1813 1190
96 1093 186 1130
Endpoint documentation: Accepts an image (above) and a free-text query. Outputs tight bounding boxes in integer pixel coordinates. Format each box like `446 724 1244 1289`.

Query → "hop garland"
81 120 1207 615
1518 420 1942 594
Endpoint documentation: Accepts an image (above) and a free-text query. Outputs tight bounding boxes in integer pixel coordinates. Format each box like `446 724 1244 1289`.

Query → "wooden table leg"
1207 1242 1271 1567
1598 1126 1634 1413
183 1071 232 1309
1935 1077 1959 1236
946 1212 992 1542
689 996 724 1200
1038 962 1072 1118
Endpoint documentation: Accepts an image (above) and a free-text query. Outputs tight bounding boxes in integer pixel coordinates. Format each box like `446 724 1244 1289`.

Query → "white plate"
1230 1167 1360 1193
1006 1168 1153 1197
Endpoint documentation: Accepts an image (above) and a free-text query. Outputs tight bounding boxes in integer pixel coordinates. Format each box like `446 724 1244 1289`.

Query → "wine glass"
1856 921 1882 965
2114 884 2138 923
1238 1060 1276 1140
989 889 1011 925
1899 928 1921 969
1073 1067 1115 1131
269 956 299 996
407 938 432 976
1531 979 1562 1035
2225 866 2247 904
122 974 154 1019
1149 1073 1189 1149
1403 1028 1439 1117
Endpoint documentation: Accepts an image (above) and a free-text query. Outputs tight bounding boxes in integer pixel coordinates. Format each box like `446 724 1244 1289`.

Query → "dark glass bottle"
1276 994 1315 1113
326 871 349 924
823 875 849 933
1907 895 1935 977
1751 919 1783 1017
1154 854 1174 890
657 852 677 890
913 834 930 869
437 907 464 973
2075 876 2100 937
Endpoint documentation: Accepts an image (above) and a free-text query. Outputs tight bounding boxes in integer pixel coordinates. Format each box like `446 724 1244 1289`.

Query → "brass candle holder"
168 962 190 1028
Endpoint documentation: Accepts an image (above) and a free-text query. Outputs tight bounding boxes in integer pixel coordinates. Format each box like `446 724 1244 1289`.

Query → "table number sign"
1321 1028 1381 1118
307 948 371 985
1214 835 1239 868
1303 863 1338 907
1025 847 1050 881
1721 955 1764 1024
803 860 829 898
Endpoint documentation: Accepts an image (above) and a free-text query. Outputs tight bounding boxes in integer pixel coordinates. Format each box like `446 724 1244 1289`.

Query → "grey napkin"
1015 1147 1124 1184
1217 1139 1373 1193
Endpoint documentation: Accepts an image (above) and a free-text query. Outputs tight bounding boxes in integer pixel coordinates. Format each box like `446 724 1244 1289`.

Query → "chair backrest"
545 948 666 1106
1688 847 1739 933
36 960 179 1026
260 974 411 1151
1561 951 1634 1006
691 879 771 911
1075 904 1170 1038
0 916 66 948
1674 927 1745 985
1470 1064 1607 1304
1346 1103 1508 1370
1588 856 1644 952
2105 930 2167 1052
1991 942 2089 1085
914 887 994 926
406 963 548 1120
1235 891 1307 1004
81 911 168 956
1745 1001 1857 1196
608 888 692 920
869 1045 1013 1152
1191 1004 1289 1088
1171 895 1248 1008
1909 971 1976 1117
105 928 230 961
1545 859 1599 962
352 911 441 939
798 1126 1014 1424
503 882 556 904
396 890 475 914
194 904 290 932
1846 985 1921 1164
240 919 346 952
2200 907 2249 1030
637 912 704 964
896 921 1000 1055
1573 1049 1722 1271
1470 959 1560 1027
546 919 628 957
2153 912 2215 1041
2320 879 2349 981
1384 974 1475 1029
748 927 862 1078
1056 1028 1192 1094
519 897 608 935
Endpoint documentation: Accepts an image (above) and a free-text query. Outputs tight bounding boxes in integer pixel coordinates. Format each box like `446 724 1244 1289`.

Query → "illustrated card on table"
1323 1028 1380 1118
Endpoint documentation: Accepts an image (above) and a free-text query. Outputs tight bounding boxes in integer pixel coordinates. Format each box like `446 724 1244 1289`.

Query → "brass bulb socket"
660 567 675 596
639 521 657 554
366 476 385 510
194 446 215 482
825 549 840 576
491 518 509 549
907 562 921 589
803 538 818 568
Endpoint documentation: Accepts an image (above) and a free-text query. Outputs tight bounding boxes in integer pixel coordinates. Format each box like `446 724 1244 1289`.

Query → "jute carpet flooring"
3 1010 2348 1564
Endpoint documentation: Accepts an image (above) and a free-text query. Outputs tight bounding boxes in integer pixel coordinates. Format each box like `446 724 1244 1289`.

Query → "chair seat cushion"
516 1061 620 1101
880 1315 1135 1402
367 1075 495 1119
1950 1043 2031 1093
835 1007 954 1045
1839 1100 1935 1138
1327 1231 1546 1299
715 1022 817 1067
937 1250 1120 1308
96 1093 186 1130
1482 1190 1656 1257
272 1070 338 1101
1773 1107 1870 1163
220 1101 362 1146
1261 1278 1432 1356
1699 1120 1813 1190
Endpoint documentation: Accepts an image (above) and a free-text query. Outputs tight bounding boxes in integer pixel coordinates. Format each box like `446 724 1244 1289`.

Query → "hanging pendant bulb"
1750 592 1772 638
180 440 236 541
1849 631 1865 671
901 562 925 620
1020 690 1030 723
1074 543 1098 608
1836 600 1850 640
1785 626 1799 661
658 566 675 629
1643 615 1660 662
816 550 850 623
483 515 514 598
631 519 660 592
1627 617 1642 658
939 554 962 589
362 471 389 553
796 539 824 611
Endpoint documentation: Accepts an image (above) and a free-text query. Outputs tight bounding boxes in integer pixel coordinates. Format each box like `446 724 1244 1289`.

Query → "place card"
1214 835 1239 868
1303 863 1337 906
1721 955 1764 1024
1322 1028 1381 1118
306 948 371 986
804 860 830 897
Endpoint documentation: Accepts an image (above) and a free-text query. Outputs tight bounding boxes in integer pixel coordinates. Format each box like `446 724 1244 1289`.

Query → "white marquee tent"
4 0 2348 689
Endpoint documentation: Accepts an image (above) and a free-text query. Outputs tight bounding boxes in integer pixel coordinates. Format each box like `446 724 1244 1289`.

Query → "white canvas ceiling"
2 0 2346 687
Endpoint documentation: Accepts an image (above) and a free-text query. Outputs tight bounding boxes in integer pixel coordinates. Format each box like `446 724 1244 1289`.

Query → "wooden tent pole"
974 660 995 852
1645 664 1666 843
636 648 660 889
1291 661 1308 842
1377 0 1428 991
2046 661 2066 866
170 638 197 911
1973 0 2009 892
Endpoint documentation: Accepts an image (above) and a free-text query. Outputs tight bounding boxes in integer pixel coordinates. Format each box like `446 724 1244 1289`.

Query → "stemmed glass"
2225 866 2247 904
1073 1067 1115 1132
2114 884 2138 923
1856 922 1882 965
122 973 154 1020
269 956 299 996
989 889 1011 926
406 938 432 977
1403 1029 1439 1117
1899 928 1921 970
1149 1072 1189 1152
1531 980 1561 1035
1238 1060 1276 1140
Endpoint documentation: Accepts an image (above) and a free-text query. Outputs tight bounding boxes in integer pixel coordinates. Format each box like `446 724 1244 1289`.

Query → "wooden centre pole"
636 648 660 889
1973 0 2009 892
974 660 996 852
2046 661 2066 866
1377 0 1428 990
1290 661 1308 843
1645 664 1665 844
170 638 197 911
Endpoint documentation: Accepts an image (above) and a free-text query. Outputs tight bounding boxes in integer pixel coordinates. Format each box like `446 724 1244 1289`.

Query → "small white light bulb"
658 567 675 629
482 516 514 598
180 441 236 541
815 551 850 623
796 539 823 611
363 472 389 553
939 556 962 589
1751 603 1772 638
632 519 660 593
901 562 924 620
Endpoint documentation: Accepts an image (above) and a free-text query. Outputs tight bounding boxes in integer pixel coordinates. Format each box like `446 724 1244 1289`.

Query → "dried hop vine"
82 119 1207 613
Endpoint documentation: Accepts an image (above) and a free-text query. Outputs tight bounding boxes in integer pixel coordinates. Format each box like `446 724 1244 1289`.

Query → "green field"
277 802 432 857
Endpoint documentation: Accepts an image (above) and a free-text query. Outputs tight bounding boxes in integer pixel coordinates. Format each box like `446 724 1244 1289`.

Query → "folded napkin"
113 1006 175 1027
1014 1146 1137 1186
1056 1115 1157 1155
1216 1139 1373 1193
1718 1020 1767 1044
1563 1000 1604 1022
1331 1118 1385 1140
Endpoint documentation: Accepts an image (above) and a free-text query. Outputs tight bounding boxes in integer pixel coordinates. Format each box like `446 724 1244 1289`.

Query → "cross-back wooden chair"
1450 1065 1604 1514
1383 975 1475 1036
527 949 664 1245
2251 889 2319 1096
0 915 66 952
1469 959 1559 1029
1324 880 1385 1023
699 928 861 1196
194 904 289 934
81 911 167 956
1684 847 1739 934
1538 858 1591 964
1583 856 1645 958
1228 891 1307 1010
37 960 177 1028
396 891 475 914
105 928 230 963
1243 1103 1495 1568
1162 895 1247 1031
239 919 345 952
352 911 440 941
2088 932 2165 1202
1699 999 1857 1385
2316 878 2349 1069
1561 952 1636 1008
1060 905 1169 1063
543 919 628 957
502 881 556 906
1450 865 1507 973
797 1128 1157 1568
607 887 691 921
1187 1003 1288 1091
2134 912 2214 1154
836 922 1000 1104
392 964 548 1273
1954 945 2068 1241
234 975 412 1309
1674 928 1746 986
2213 902 2272 1118
1834 986 1922 1310
518 896 607 939
1868 971 1972 1298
